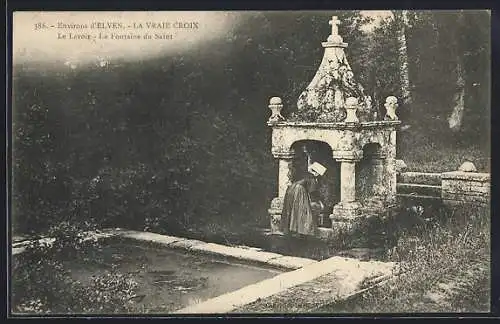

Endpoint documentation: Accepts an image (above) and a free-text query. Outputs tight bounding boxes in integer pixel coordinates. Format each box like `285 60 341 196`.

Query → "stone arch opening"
356 142 384 207
290 140 340 228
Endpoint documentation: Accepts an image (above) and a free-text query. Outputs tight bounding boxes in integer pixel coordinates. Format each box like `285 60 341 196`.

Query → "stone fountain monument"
267 16 401 239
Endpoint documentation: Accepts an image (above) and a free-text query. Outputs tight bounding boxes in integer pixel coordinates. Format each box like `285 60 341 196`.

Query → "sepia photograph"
9 9 491 316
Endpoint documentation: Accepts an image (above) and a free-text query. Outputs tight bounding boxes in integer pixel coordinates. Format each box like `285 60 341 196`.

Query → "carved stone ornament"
344 97 359 123
384 96 399 121
268 96 285 123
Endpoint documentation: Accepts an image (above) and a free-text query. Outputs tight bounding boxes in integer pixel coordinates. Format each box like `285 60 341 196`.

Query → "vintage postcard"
10 10 491 316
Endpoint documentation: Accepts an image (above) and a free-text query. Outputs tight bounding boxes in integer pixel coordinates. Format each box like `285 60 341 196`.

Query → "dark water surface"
65 241 283 313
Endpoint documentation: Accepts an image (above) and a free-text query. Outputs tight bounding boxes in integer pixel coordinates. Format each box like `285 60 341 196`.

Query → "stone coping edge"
268 120 401 128
174 256 398 314
441 171 490 182
112 229 317 271
12 228 318 271
309 271 402 313
399 171 442 177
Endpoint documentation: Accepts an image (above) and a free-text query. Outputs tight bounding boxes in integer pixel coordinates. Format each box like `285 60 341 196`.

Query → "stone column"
330 152 362 223
366 152 387 210
268 150 295 233
385 130 398 206
339 159 357 203
278 157 294 197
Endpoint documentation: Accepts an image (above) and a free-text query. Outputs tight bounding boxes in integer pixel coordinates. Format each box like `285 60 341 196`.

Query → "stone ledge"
441 171 490 182
12 229 319 271
442 188 490 195
442 183 490 194
191 243 284 265
167 238 207 250
114 230 317 271
397 183 442 196
332 149 363 161
13 247 26 255
12 231 116 255
442 181 490 187
12 237 56 250
398 172 442 185
117 230 184 246
174 256 397 314
397 193 442 201
269 121 401 129
442 192 490 202
234 268 399 313
322 40 348 48
266 256 318 270
443 199 490 207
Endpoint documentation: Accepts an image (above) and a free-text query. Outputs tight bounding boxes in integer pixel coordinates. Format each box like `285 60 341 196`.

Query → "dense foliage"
12 222 139 314
12 11 490 235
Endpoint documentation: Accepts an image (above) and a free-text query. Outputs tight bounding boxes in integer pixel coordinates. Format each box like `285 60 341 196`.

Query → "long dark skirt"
280 181 317 236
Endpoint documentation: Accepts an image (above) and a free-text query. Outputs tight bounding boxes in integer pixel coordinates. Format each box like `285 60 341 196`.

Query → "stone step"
397 193 442 203
398 172 442 186
397 183 442 197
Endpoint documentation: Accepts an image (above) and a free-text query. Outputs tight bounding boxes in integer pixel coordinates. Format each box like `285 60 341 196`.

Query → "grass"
316 204 491 313
401 144 490 173
229 203 490 314
397 122 490 173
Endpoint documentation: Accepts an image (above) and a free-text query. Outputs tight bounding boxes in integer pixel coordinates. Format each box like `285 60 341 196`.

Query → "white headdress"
308 162 327 176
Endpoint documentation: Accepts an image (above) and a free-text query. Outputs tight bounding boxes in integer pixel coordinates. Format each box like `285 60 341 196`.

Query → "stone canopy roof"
291 16 376 123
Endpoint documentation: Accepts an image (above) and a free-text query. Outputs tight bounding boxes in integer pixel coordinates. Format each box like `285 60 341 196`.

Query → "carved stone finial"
395 159 408 173
345 97 358 107
327 16 343 43
269 97 282 105
344 97 359 123
329 16 340 36
268 96 285 123
384 96 399 121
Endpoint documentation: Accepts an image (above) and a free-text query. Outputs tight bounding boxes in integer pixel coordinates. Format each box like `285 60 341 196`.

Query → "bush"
74 272 139 314
11 223 140 314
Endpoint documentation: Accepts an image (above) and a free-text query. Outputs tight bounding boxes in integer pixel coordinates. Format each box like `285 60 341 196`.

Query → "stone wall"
398 172 442 186
441 171 490 207
396 169 490 207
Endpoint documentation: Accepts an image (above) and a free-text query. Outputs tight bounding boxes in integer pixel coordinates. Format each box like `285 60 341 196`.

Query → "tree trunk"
394 10 412 107
447 11 466 133
448 59 465 132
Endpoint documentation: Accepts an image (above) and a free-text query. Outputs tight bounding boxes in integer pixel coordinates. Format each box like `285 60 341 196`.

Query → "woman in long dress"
280 162 326 236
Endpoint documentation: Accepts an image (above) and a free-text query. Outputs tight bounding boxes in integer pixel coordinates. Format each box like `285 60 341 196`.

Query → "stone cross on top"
329 16 341 36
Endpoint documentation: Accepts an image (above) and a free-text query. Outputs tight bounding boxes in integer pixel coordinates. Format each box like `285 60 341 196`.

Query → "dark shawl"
280 174 319 236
